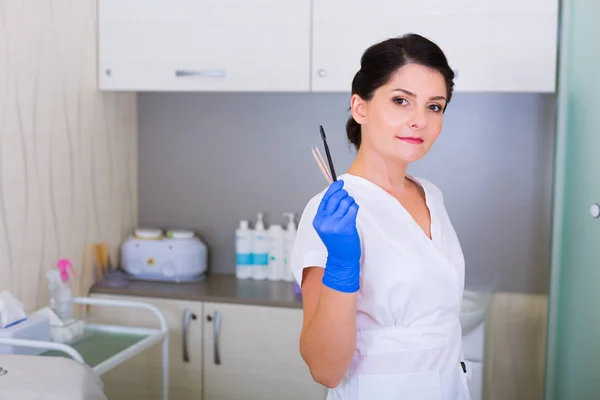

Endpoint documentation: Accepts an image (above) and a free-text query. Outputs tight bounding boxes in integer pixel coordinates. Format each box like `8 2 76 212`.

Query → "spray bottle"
47 258 76 320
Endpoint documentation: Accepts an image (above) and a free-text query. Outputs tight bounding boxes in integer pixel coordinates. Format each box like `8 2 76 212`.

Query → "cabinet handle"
182 308 197 363
210 311 222 365
175 69 226 78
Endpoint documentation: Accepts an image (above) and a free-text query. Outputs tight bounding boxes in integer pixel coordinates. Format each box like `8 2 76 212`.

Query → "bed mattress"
0 354 108 400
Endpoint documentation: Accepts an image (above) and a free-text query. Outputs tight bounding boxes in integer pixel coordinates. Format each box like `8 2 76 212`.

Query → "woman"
290 33 470 399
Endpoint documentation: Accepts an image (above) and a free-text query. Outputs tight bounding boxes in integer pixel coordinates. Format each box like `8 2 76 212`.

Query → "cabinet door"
88 294 203 400
311 0 558 92
99 0 311 91
545 0 600 398
203 302 327 400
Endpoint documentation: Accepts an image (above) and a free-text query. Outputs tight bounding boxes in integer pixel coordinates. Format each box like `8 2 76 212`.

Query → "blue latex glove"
312 180 361 293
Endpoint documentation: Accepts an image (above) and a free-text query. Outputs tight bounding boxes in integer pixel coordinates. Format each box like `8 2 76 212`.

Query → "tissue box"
0 309 51 355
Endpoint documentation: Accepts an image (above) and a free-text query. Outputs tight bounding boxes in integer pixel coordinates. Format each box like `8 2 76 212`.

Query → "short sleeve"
290 193 328 287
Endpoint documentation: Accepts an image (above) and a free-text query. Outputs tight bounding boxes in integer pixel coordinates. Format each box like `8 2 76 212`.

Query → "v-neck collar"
340 173 436 244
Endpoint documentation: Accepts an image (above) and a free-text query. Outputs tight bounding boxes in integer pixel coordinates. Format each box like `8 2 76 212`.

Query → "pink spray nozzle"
56 258 76 282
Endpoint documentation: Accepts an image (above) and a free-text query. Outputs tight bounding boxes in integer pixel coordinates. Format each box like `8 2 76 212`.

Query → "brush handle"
323 142 337 181
312 147 333 184
319 125 337 181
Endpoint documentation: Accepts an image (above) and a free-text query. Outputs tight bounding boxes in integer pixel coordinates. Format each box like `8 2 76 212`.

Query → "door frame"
544 0 572 398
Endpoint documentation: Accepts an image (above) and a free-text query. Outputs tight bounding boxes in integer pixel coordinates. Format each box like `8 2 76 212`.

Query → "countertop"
90 274 303 309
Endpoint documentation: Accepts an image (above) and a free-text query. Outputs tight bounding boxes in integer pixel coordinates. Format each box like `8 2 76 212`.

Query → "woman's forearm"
299 181 362 388
300 285 358 388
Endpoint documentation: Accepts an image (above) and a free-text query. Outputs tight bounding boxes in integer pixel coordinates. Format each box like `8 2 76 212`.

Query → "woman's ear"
350 94 367 125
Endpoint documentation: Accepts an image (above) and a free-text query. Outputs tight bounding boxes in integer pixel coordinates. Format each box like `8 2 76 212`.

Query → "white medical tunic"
291 173 471 400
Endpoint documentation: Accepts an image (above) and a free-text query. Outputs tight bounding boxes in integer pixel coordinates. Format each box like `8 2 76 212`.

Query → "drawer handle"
207 311 223 365
175 69 226 78
182 308 197 363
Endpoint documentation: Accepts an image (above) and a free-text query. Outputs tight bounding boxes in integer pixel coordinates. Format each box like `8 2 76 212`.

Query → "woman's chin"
391 145 429 164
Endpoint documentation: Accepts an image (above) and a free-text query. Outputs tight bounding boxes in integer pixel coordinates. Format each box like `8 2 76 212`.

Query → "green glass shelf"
42 330 148 368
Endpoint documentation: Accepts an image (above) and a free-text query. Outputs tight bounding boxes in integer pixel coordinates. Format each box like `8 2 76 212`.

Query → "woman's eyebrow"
391 88 446 101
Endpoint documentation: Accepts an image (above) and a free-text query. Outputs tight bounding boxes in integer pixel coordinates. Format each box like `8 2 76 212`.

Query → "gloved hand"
312 180 361 293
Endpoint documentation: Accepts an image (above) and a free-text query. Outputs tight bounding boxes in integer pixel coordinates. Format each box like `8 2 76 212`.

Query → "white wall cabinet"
311 0 559 93
98 0 311 91
99 1 558 93
88 294 326 400
202 302 326 400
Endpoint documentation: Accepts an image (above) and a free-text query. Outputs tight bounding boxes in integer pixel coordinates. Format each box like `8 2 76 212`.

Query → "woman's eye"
393 98 407 105
429 104 442 112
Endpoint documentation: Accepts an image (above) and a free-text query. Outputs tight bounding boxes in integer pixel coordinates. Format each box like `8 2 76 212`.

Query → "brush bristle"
319 125 326 140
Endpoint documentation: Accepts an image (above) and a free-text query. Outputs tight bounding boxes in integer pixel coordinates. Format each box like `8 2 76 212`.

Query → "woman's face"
351 63 448 164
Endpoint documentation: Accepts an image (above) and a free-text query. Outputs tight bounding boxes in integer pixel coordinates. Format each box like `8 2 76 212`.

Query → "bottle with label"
282 212 297 282
251 212 269 280
267 224 284 281
235 220 253 279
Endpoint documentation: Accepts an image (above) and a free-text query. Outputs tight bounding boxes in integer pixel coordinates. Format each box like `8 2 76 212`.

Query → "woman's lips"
397 137 424 144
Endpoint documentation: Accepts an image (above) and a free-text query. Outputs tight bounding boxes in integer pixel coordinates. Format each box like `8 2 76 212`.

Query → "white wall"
138 91 555 294
0 0 137 311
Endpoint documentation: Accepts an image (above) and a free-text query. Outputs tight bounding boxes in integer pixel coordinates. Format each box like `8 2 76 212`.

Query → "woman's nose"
407 108 427 130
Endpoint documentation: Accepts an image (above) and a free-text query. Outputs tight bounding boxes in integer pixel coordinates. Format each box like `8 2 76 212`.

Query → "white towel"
0 291 26 328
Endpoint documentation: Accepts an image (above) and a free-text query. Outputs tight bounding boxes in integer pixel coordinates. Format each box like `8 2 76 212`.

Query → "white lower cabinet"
203 302 327 400
88 294 326 400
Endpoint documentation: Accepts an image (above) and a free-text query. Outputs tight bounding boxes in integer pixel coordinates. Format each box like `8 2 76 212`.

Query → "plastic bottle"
251 213 269 280
267 224 284 281
235 220 253 279
54 258 76 320
282 213 297 282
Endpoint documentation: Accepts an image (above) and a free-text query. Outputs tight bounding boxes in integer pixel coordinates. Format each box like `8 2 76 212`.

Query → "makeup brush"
319 125 337 181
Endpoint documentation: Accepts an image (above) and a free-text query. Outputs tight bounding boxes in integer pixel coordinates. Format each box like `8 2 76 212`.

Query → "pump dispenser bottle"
282 212 296 282
252 212 269 280
267 224 284 281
